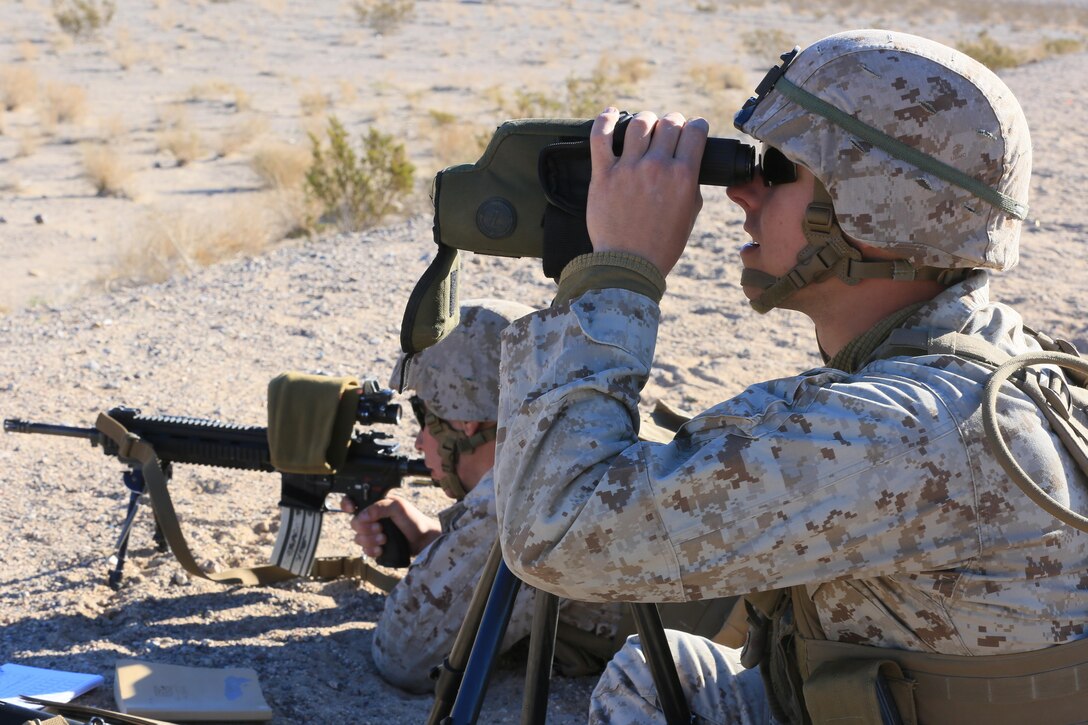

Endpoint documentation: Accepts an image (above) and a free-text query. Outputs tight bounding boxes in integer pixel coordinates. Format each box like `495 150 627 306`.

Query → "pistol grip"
376 518 412 568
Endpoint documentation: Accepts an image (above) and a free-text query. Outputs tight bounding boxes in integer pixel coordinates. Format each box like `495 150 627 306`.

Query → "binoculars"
401 113 758 355
431 113 756 275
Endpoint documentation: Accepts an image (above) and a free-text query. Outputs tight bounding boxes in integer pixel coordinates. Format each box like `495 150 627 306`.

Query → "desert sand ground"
1 1 1086 723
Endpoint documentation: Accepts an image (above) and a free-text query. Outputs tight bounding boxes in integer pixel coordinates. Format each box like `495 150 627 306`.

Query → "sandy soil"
1 1 1086 723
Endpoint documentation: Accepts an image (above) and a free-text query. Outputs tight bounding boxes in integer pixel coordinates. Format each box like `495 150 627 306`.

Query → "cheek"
416 429 436 458
766 188 813 265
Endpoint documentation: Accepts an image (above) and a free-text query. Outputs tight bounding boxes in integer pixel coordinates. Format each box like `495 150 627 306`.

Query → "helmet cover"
390 298 533 421
736 29 1031 271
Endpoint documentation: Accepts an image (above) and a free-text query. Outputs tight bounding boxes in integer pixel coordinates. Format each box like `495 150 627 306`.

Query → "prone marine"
341 299 627 693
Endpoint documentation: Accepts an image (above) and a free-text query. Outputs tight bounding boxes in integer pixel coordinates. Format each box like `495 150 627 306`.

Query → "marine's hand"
340 495 442 559
587 108 707 278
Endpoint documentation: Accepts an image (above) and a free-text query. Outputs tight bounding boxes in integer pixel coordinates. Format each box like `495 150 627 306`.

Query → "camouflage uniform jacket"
372 469 625 693
495 273 1088 656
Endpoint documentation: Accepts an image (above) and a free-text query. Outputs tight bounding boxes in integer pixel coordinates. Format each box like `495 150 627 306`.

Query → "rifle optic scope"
357 389 401 426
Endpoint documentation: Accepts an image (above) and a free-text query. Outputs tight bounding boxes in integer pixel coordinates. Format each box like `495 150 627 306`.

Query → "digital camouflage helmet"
391 298 533 498
733 29 1032 312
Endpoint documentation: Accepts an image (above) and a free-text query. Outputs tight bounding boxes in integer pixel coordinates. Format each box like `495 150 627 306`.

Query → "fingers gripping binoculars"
400 113 758 355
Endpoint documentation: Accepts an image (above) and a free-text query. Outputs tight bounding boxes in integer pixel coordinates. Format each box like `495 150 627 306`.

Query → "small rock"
34 214 45 224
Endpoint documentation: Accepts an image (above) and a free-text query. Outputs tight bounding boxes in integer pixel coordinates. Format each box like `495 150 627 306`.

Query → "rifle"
4 382 432 590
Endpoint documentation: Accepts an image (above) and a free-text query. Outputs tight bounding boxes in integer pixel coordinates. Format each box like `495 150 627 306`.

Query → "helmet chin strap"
740 181 960 314
424 411 497 500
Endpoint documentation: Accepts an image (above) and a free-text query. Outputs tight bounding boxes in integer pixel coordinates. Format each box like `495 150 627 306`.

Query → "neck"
807 278 945 359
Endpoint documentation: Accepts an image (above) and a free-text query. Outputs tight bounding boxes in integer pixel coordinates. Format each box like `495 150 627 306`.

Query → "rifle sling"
94 412 402 593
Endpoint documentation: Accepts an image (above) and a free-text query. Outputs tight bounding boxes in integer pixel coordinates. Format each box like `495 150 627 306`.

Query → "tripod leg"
447 559 523 724
521 589 559 725
630 602 694 725
427 539 505 725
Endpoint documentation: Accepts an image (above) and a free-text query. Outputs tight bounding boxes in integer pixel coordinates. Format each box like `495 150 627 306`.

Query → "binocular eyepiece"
609 112 756 188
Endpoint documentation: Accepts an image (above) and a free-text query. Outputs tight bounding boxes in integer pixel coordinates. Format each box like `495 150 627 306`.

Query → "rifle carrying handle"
376 518 412 568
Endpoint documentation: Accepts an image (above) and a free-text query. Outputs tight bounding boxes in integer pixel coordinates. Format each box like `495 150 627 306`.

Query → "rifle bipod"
426 540 694 725
108 467 168 589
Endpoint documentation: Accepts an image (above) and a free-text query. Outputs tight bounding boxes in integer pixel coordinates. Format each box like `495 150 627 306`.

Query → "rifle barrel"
3 419 99 440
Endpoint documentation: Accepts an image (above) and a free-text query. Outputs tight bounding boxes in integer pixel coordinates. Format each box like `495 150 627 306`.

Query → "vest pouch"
796 635 1088 725
803 658 917 725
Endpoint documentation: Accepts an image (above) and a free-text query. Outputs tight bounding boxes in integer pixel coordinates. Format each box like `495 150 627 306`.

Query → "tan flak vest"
741 321 1088 725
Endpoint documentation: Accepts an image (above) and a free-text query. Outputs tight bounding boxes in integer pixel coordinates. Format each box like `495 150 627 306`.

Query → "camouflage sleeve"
495 288 980 603
370 473 541 693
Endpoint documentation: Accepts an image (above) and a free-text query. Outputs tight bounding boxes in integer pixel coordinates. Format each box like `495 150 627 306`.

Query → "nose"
725 169 766 211
414 428 424 451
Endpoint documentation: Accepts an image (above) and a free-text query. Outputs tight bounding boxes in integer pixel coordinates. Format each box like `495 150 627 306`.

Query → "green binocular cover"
399 116 755 356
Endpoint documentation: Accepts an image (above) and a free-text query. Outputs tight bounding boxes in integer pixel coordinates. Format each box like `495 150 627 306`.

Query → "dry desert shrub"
40 81 88 127
53 0 116 39
216 114 269 157
688 62 747 93
249 138 311 189
613 55 654 87
501 88 563 118
159 127 204 165
500 55 652 120
957 32 1027 70
157 110 204 165
115 196 301 284
299 87 330 118
49 32 75 54
431 123 490 172
741 28 793 62
1041 38 1085 56
81 142 132 198
337 79 359 107
1 65 40 111
111 30 142 70
187 80 252 112
352 0 416 35
565 70 613 118
15 131 42 158
423 109 490 173
957 32 1086 71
